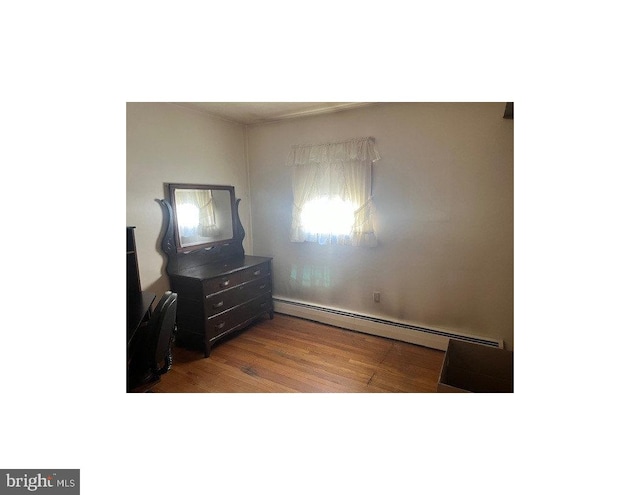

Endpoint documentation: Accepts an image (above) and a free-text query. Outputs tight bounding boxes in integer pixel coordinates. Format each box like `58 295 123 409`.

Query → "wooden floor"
153 314 445 393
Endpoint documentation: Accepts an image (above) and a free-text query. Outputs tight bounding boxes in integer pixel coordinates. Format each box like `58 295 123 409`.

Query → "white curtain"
287 136 380 246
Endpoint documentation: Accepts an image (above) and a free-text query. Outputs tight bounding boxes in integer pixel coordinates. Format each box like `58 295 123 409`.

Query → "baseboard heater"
272 297 503 351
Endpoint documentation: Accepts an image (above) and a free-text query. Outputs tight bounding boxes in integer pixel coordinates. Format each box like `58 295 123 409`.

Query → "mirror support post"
158 198 179 273
158 199 177 256
233 198 245 251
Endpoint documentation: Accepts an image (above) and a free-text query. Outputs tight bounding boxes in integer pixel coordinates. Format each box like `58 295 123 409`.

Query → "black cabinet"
127 227 142 295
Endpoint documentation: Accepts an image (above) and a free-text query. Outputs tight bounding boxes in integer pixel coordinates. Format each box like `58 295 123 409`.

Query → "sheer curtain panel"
287 136 380 246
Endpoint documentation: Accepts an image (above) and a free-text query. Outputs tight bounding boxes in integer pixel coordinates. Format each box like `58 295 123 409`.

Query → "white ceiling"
171 102 375 125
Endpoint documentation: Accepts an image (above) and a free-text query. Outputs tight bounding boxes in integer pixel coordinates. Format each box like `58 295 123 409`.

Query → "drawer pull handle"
260 303 267 308
213 301 224 308
215 322 226 330
259 284 266 290
219 279 230 288
253 269 261 276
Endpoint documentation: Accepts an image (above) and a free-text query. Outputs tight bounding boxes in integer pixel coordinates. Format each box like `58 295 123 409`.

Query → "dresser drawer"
203 271 243 294
243 262 270 281
204 276 271 317
206 293 272 340
203 262 271 296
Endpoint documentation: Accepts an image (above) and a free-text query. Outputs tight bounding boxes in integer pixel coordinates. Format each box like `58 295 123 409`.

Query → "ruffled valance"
287 137 380 166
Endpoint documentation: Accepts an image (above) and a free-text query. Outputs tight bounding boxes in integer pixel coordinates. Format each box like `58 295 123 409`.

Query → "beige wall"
126 103 251 297
247 103 514 349
126 102 514 350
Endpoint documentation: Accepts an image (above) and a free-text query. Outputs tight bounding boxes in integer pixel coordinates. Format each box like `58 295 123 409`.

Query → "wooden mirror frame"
158 183 245 274
168 183 237 252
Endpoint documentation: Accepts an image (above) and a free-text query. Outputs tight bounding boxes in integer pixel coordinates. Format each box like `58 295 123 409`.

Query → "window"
287 137 380 246
301 196 357 236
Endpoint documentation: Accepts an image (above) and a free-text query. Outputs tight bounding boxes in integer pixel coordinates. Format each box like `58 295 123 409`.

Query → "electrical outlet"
373 291 381 303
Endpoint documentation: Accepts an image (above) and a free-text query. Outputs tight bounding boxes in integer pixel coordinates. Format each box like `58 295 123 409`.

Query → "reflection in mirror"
168 184 237 251
175 189 233 247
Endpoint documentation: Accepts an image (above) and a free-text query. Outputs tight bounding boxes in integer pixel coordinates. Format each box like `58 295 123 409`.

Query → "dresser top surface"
170 255 272 281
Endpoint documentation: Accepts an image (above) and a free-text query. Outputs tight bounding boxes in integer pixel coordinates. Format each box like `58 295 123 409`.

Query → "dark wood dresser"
170 255 273 357
159 183 274 358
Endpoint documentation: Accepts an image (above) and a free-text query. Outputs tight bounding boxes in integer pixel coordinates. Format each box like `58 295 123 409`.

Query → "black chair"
127 291 178 392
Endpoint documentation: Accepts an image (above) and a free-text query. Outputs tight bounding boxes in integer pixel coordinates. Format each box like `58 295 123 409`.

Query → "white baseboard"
272 297 503 351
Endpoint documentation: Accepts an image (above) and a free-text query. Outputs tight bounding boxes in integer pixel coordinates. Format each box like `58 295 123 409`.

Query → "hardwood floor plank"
151 314 445 393
230 336 379 389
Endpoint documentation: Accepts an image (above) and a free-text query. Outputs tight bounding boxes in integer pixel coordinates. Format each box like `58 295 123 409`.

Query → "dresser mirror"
167 183 237 252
